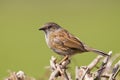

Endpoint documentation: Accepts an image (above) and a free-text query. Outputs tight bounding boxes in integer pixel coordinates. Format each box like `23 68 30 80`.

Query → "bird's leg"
59 55 69 64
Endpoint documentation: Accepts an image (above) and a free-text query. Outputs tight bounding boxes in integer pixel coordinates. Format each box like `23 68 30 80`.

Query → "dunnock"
39 22 108 61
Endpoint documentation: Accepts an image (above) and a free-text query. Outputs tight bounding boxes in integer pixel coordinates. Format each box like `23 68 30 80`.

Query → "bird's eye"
48 26 52 29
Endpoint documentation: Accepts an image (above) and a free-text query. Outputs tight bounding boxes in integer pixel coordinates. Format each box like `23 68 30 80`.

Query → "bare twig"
5 51 120 80
49 56 71 80
95 51 112 80
75 55 104 80
5 71 35 80
49 51 120 80
75 66 94 80
109 60 120 80
88 55 103 70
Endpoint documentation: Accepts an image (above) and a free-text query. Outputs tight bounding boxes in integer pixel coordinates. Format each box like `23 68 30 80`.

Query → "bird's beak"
39 27 45 31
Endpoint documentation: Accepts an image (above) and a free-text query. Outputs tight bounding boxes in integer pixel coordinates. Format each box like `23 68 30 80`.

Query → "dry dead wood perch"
5 51 120 80
49 51 120 80
75 54 104 80
49 56 71 80
5 71 35 80
95 51 112 80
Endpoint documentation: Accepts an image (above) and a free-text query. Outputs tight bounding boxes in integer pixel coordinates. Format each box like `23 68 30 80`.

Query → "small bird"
39 22 108 62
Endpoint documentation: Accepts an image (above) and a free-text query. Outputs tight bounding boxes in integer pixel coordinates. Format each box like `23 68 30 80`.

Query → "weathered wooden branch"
5 71 35 80
49 56 71 80
95 51 112 80
49 51 120 80
5 51 120 80
109 60 120 80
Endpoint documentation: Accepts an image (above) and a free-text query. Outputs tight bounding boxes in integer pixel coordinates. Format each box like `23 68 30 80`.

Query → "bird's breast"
45 33 56 49
45 34 51 48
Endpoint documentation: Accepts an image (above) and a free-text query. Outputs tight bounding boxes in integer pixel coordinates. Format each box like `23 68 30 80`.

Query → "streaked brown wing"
54 29 86 51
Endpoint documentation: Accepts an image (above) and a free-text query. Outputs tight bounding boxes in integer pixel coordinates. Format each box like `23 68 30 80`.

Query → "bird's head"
39 22 61 34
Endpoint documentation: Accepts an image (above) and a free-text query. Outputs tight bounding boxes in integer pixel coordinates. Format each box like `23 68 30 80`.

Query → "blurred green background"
0 0 120 79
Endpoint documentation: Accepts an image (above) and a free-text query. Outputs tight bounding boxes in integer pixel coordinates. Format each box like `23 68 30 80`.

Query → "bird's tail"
90 48 108 56
85 46 108 56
